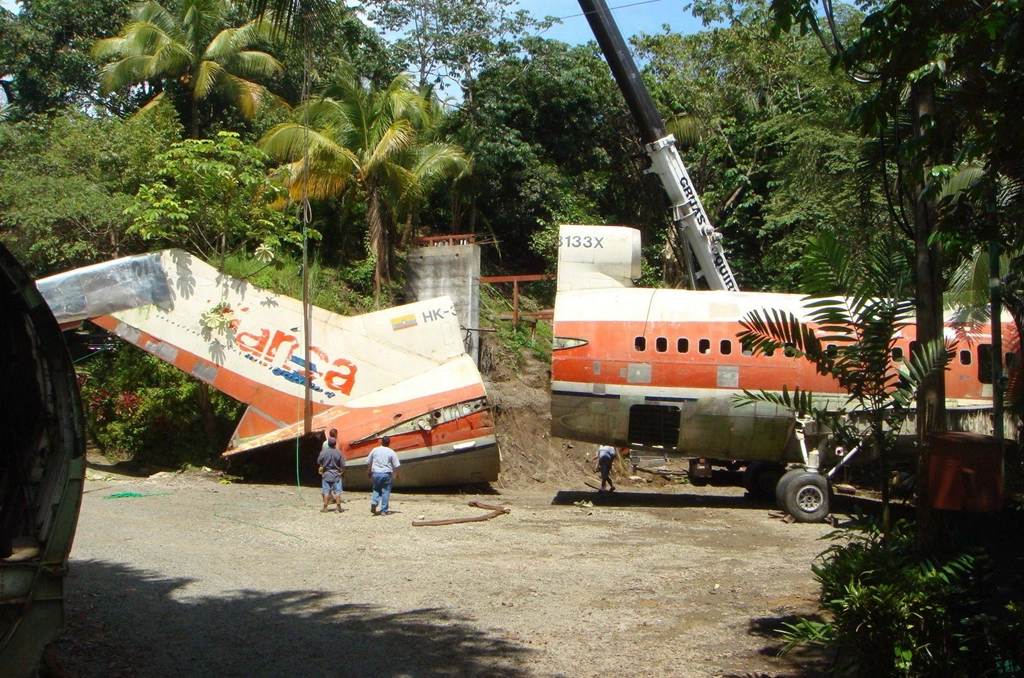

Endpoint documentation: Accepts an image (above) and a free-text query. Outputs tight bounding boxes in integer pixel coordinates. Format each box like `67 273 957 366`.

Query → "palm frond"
240 0 337 42
259 122 351 165
938 163 985 201
666 114 704 148
193 59 225 99
97 55 161 94
732 385 821 418
225 50 283 79
893 339 951 408
738 308 823 358
366 120 415 172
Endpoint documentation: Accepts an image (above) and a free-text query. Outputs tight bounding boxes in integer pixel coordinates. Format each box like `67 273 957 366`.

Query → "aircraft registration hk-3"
551 224 1018 520
38 250 499 488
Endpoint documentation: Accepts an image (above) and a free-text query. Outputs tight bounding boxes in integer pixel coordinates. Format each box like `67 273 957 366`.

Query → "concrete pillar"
406 244 480 365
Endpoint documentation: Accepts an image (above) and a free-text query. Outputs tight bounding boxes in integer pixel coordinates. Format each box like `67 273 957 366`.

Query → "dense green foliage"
0 105 182 276
441 37 667 276
79 342 244 464
125 130 302 265
636 3 881 290
781 517 1023 677
92 0 284 138
0 0 134 115
3 0 1021 476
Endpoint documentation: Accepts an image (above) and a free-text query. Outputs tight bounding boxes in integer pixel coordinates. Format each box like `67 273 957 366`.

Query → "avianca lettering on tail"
38 250 498 488
551 225 1016 515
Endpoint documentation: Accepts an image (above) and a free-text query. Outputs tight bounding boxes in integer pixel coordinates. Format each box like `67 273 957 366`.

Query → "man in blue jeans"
366 435 400 515
317 437 346 512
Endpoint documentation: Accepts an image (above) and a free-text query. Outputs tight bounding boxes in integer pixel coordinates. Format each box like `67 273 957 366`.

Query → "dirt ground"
54 365 842 678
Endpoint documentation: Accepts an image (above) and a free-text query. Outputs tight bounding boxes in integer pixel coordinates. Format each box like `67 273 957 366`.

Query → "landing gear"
776 469 830 523
744 462 785 501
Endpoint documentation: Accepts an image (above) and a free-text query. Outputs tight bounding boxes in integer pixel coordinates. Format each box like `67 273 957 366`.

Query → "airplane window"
978 344 993 383
699 338 711 355
827 344 839 358
656 337 668 352
635 336 646 352
959 349 972 366
891 346 903 361
720 339 732 355
783 343 797 357
740 340 753 356
677 338 689 353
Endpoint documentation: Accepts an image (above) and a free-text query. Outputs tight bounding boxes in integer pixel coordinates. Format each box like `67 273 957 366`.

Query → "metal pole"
989 239 1003 440
302 228 312 436
513 280 520 328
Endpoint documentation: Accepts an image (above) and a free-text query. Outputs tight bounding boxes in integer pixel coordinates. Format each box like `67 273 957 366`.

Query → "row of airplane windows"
633 336 1016 384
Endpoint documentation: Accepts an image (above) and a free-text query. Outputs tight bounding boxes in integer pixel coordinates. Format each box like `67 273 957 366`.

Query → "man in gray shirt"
366 435 400 515
317 432 346 512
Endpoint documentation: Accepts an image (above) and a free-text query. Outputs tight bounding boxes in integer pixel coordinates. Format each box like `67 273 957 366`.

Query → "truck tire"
775 468 802 508
780 472 830 523
744 462 785 501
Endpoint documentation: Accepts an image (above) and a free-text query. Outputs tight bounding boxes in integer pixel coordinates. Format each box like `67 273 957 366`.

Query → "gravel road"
57 468 834 677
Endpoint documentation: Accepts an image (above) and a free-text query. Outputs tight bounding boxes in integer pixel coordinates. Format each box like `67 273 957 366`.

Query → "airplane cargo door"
627 404 681 448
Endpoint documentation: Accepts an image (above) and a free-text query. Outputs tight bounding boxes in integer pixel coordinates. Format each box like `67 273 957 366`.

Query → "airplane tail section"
556 225 641 292
38 250 500 486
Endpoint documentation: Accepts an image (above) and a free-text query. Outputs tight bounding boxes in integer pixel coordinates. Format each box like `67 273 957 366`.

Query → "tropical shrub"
80 341 244 467
782 516 1023 677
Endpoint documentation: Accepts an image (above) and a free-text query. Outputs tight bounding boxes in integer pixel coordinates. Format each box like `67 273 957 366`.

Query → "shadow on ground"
56 560 533 678
550 489 774 511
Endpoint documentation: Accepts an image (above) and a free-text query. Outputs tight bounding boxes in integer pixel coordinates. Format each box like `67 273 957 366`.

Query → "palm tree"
735 232 948 534
259 69 468 301
93 0 283 138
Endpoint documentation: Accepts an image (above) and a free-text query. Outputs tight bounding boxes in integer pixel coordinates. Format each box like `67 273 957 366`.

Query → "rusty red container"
927 432 1004 512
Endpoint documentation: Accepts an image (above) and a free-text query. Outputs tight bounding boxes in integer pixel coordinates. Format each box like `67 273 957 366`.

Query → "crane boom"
578 0 738 291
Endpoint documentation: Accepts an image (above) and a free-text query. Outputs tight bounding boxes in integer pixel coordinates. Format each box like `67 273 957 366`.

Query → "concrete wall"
406 244 480 364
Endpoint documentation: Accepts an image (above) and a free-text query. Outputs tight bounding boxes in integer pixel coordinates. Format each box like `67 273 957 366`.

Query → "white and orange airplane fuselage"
39 250 499 487
552 226 1017 465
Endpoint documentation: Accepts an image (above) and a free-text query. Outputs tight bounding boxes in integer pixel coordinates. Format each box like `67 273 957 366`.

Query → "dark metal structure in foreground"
0 244 86 676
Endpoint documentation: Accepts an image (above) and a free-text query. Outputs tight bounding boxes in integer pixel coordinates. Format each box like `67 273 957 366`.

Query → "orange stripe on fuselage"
225 381 491 460
553 318 1018 401
92 314 329 425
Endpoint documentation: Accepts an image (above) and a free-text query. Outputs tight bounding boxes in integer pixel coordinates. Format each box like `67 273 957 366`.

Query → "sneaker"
320 507 330 513
379 510 390 516
370 504 378 515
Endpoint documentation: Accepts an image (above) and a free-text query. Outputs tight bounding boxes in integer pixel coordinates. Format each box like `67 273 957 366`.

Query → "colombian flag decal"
391 314 418 331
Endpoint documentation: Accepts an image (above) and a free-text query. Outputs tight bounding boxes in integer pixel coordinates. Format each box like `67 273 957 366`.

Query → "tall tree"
93 0 283 137
362 0 549 99
768 0 1022 547
259 68 468 300
0 0 134 114
634 1 876 291
125 130 301 267
439 37 659 276
0 105 182 275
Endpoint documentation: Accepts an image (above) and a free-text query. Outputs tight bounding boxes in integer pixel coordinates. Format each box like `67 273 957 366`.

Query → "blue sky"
517 0 705 44
0 0 703 40
1 0 704 40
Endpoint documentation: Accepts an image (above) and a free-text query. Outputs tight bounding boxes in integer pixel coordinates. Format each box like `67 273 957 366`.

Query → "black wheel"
744 462 785 501
775 468 803 509
780 472 830 523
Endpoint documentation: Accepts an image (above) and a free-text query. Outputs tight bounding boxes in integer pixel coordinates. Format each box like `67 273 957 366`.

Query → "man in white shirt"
365 435 401 515
590 445 617 492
